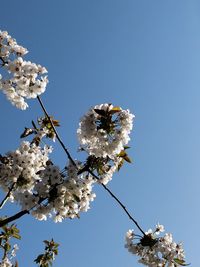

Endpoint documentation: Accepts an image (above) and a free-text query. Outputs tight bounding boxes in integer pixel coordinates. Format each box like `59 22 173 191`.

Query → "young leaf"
123 155 132 163
118 150 132 163
51 119 60 127
4 242 11 252
117 159 124 171
12 232 21 240
94 109 107 117
109 106 121 114
174 258 190 266
118 150 126 157
20 127 34 138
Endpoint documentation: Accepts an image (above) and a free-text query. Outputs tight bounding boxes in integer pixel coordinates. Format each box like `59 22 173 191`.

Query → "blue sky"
0 0 200 266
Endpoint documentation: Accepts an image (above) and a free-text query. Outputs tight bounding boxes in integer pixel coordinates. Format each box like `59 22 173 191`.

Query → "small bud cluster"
0 30 48 109
125 224 186 267
34 239 59 267
0 223 20 267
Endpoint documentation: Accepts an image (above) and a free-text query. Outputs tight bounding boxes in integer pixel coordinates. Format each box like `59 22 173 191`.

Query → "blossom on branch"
77 103 134 184
0 140 96 222
0 30 48 110
0 223 20 267
0 141 52 195
77 103 134 159
31 160 96 222
0 29 189 267
125 224 188 267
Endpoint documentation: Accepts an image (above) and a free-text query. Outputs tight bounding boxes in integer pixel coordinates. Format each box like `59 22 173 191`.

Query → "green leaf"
174 258 190 266
117 159 124 171
4 242 11 252
124 155 132 163
51 119 60 127
112 106 121 111
94 109 107 117
34 254 44 264
118 150 126 157
117 150 132 163
12 232 21 240
11 226 21 239
43 240 50 246
109 106 121 114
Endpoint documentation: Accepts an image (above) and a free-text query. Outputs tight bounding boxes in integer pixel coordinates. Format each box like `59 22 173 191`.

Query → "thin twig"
37 96 77 167
0 57 8 66
88 170 146 235
0 185 60 227
37 96 145 235
0 183 16 209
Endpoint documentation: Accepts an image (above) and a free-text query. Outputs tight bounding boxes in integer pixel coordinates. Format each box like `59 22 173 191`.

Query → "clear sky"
0 0 200 266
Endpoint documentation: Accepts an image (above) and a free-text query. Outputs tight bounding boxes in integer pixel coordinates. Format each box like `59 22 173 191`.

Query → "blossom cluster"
125 224 186 267
77 103 134 184
0 30 48 109
77 103 134 158
0 29 189 267
0 141 95 222
31 161 96 222
0 257 12 267
0 141 51 194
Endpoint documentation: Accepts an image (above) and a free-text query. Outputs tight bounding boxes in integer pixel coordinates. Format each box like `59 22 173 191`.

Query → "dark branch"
88 170 145 235
37 96 77 167
0 56 8 66
0 183 16 209
37 95 145 235
0 210 29 227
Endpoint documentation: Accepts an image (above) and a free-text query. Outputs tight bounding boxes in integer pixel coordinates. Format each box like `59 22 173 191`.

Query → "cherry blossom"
125 225 187 267
0 30 48 109
77 103 134 159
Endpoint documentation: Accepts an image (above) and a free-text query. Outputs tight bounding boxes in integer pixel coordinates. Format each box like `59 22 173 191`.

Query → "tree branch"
88 170 146 235
37 96 77 167
37 96 146 235
0 210 29 227
0 183 16 209
0 56 8 66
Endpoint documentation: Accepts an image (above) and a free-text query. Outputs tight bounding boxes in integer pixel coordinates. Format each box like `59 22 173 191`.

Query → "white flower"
0 30 48 110
125 224 186 267
77 104 134 159
0 257 12 267
0 141 52 200
11 244 19 258
17 160 97 222
155 223 165 234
